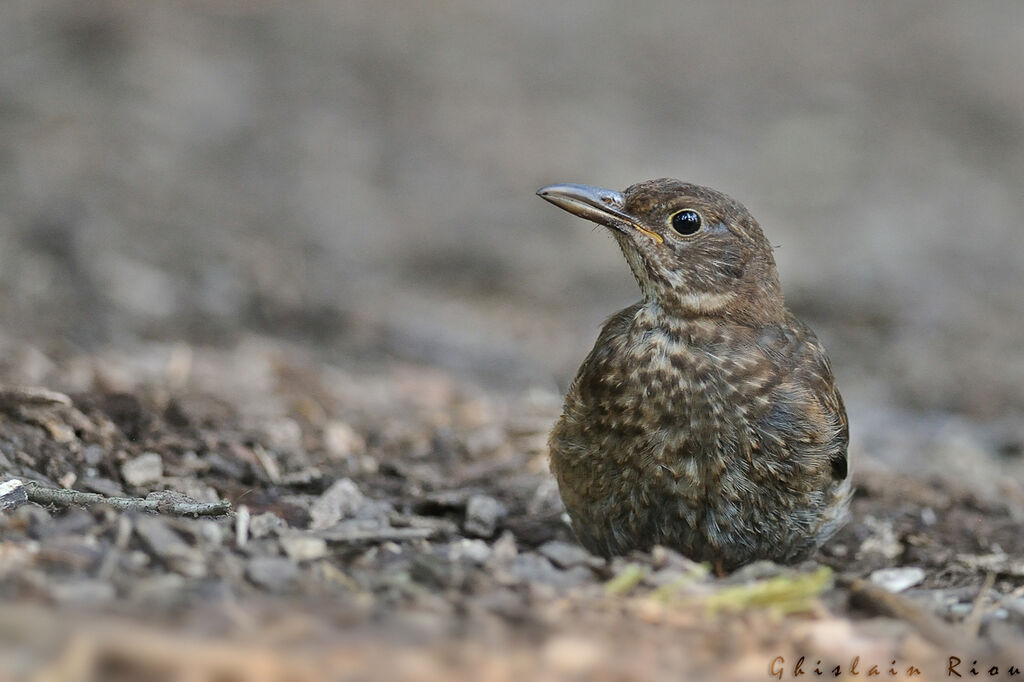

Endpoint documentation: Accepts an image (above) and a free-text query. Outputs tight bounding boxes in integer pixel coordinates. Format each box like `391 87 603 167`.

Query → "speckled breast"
549 305 842 567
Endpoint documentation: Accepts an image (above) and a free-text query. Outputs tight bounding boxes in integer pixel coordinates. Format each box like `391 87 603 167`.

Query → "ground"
1 337 1023 681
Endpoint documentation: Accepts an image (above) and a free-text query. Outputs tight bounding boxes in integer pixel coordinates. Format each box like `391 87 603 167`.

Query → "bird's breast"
595 321 748 460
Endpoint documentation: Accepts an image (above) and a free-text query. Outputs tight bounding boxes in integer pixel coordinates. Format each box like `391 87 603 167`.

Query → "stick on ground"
24 482 231 517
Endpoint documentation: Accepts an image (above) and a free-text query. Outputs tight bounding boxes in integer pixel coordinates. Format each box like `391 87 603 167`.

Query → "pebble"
82 445 105 466
0 479 27 513
650 545 703 572
280 533 329 562
411 553 467 590
723 560 788 584
134 516 206 578
310 478 365 530
508 552 594 589
195 520 225 546
464 494 507 538
538 540 599 569
38 535 105 572
489 531 518 565
246 556 298 592
859 516 903 560
78 476 125 497
121 452 164 487
260 417 302 452
130 573 187 607
248 512 285 538
447 539 492 565
869 566 926 593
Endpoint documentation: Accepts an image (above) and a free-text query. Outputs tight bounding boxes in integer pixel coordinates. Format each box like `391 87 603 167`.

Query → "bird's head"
537 178 784 322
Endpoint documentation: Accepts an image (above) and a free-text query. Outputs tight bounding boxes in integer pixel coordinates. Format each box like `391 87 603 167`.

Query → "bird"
537 179 850 572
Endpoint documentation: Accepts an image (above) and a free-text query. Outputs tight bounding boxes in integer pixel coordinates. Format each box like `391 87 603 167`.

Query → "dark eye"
670 209 702 236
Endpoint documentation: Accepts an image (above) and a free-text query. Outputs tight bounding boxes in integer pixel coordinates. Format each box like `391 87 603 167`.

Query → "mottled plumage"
538 179 850 570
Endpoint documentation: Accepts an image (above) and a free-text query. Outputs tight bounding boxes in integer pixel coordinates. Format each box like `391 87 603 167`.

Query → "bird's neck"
641 286 786 327
613 233 785 324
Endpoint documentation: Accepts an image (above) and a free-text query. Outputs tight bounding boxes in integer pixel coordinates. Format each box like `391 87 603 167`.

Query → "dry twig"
965 572 997 639
24 482 231 517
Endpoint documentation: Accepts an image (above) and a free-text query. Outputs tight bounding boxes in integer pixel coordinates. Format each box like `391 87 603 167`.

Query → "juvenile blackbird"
538 179 850 571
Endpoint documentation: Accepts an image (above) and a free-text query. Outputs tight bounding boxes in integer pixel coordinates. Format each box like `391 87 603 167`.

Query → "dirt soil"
0 338 1023 682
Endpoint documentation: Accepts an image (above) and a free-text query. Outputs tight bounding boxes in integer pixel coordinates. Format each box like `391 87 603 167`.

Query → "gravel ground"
1 2 1023 680
0 339 1023 680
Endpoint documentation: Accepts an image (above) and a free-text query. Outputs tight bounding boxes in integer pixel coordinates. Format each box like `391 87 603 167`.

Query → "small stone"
528 478 565 516
38 535 105 572
723 560 788 584
195 520 225 546
859 517 903 560
447 538 491 565
130 573 187 607
280 533 328 562
134 516 206 578
355 455 379 475
79 477 126 497
82 445 106 466
279 467 325 486
650 545 702 572
246 556 298 592
411 553 466 590
489 531 518 565
509 552 593 589
248 512 285 539
869 566 926 593
827 543 849 558
315 519 433 543
323 421 365 459
261 417 302 452
0 479 27 513
539 540 599 569
121 452 164 487
464 494 507 538
310 478 365 530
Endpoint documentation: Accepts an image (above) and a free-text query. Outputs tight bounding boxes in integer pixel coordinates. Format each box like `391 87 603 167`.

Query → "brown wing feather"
752 312 849 482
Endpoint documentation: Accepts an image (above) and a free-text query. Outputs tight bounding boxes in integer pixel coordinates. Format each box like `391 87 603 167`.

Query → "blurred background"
0 1 1021 480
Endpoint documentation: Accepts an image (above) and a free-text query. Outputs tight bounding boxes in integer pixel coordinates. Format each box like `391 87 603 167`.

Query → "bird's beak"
536 183 663 244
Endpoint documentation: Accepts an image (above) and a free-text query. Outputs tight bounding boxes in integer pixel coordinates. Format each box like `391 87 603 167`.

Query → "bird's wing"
750 314 849 482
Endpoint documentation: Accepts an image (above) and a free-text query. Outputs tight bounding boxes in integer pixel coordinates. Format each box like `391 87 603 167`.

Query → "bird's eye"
669 209 702 236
